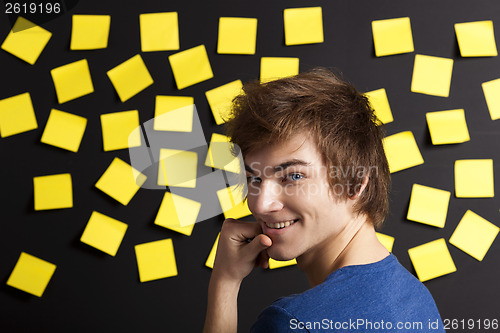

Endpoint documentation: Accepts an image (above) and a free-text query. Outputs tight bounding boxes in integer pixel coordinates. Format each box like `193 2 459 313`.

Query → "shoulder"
250 304 307 333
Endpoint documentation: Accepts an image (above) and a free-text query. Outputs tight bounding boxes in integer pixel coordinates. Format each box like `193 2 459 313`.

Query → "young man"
203 68 444 332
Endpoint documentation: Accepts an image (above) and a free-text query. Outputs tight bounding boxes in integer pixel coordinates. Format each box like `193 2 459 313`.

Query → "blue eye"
289 173 303 181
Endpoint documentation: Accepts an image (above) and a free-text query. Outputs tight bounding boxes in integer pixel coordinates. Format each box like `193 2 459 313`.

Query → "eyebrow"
245 159 311 174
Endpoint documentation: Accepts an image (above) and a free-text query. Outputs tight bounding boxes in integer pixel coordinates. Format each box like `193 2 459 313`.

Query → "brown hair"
223 67 390 228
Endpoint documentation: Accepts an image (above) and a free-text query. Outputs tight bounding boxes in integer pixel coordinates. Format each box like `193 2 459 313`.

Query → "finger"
260 251 270 269
245 234 272 257
224 218 264 242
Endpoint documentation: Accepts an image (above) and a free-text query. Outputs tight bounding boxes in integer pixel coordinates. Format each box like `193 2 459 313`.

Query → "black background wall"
1 0 500 332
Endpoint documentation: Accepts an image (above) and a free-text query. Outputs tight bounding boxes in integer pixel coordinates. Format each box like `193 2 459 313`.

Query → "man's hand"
203 219 272 333
213 218 273 282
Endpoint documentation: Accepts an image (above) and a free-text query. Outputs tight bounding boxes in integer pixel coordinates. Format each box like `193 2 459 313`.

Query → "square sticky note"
217 184 251 219
154 95 194 132
455 21 497 57
107 54 153 102
0 92 38 138
372 17 414 57
100 110 141 151
140 12 179 52
206 80 243 125
135 239 178 282
158 149 198 188
426 109 470 145
218 17 257 55
134 238 177 282
260 57 299 83
51 59 94 104
205 233 220 269
154 192 201 235
365 88 393 124
205 133 241 174
455 159 494 197
284 7 323 46
6 252 56 297
1 16 52 64
375 232 395 252
382 131 424 173
449 210 499 261
33 173 73 210
411 54 454 97
407 184 451 228
169 45 213 89
70 15 111 50
482 77 500 120
269 258 297 269
408 238 457 282
95 157 147 205
80 211 128 256
41 109 87 152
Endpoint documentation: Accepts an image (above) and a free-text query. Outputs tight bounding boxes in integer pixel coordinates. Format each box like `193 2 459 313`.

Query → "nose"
249 180 284 214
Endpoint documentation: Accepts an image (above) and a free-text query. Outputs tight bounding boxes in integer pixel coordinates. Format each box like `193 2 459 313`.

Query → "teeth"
265 219 297 229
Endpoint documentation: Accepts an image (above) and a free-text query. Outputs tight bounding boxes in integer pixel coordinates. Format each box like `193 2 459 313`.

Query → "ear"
350 175 369 200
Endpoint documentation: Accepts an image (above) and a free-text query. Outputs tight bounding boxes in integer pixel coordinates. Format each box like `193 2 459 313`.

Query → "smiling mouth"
264 219 299 229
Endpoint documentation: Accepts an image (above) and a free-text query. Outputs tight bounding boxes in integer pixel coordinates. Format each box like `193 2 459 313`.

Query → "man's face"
244 131 356 261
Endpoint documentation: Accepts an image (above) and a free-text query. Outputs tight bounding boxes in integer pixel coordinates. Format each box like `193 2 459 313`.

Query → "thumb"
247 234 272 256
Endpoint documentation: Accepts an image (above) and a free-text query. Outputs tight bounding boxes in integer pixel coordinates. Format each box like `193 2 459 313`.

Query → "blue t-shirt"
251 254 444 332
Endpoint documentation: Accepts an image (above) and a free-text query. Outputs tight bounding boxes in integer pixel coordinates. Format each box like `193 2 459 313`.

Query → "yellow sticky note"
33 173 73 210
408 238 457 282
70 15 110 50
206 80 243 125
482 77 500 120
169 45 214 89
0 92 37 138
6 252 56 297
135 239 178 282
51 59 94 104
449 210 499 261
375 232 395 252
95 157 147 205
372 17 414 57
100 110 141 152
216 184 251 219
217 17 257 54
107 54 153 102
411 54 454 97
365 88 393 124
1 16 52 65
80 211 128 256
205 233 220 269
284 7 323 46
269 258 297 269
455 21 497 57
154 96 194 132
158 148 198 188
260 57 299 83
383 131 424 173
407 184 451 228
455 159 494 198
140 12 179 52
41 109 87 152
154 192 201 236
426 109 470 145
205 133 241 174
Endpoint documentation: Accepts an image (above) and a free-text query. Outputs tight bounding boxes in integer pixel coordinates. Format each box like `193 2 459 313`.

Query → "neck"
296 215 389 287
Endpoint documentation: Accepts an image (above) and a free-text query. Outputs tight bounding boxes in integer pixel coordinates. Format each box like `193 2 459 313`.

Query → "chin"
267 246 298 262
